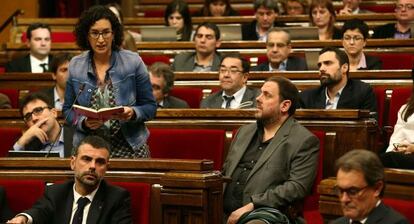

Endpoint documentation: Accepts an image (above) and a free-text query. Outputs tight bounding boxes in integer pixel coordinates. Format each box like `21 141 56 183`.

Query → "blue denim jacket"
63 50 156 149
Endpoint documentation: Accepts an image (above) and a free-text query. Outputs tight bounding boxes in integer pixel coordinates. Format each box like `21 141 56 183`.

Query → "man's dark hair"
74 5 123 51
73 135 111 156
50 52 73 74
335 149 385 197
220 53 250 73
195 22 221 40
341 19 369 40
26 23 51 40
265 76 299 116
19 92 53 116
254 0 280 13
319 47 349 77
149 62 175 94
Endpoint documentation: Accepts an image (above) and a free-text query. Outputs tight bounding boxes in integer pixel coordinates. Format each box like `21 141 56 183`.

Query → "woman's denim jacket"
63 50 157 149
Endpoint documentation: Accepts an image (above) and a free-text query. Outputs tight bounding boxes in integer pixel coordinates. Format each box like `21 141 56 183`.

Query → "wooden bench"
0 158 223 224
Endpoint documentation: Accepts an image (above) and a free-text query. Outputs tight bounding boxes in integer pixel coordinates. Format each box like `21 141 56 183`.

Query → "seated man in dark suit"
7 135 132 224
172 22 222 72
299 47 377 116
149 62 189 108
341 19 382 71
6 23 53 73
223 76 319 224
372 0 413 39
12 92 73 157
201 54 259 109
252 28 308 71
38 52 73 110
332 149 409 224
0 93 11 109
0 186 13 223
242 0 285 41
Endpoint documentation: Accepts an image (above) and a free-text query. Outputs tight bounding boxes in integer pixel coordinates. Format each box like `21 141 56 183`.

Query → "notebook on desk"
8 150 60 157
140 26 177 41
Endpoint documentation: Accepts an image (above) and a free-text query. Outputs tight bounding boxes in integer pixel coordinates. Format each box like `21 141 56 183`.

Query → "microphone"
46 83 85 158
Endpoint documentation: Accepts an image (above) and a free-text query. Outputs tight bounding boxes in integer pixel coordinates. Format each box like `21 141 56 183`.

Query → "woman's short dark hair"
164 0 193 41
74 5 123 51
341 19 369 40
200 0 236 16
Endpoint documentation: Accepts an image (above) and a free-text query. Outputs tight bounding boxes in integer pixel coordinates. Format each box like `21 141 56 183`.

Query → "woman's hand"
395 143 414 154
112 107 135 121
84 118 105 130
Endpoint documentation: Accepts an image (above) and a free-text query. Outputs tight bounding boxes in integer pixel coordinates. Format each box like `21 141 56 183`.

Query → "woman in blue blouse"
63 5 156 158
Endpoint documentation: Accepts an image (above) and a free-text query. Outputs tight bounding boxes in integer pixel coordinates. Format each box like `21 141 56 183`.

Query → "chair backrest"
383 198 414 223
0 127 22 157
169 87 204 108
360 4 396 13
0 89 19 108
111 182 151 224
368 52 414 70
373 86 386 128
304 130 325 211
141 55 171 66
22 31 76 43
0 179 45 214
148 128 226 170
388 87 412 128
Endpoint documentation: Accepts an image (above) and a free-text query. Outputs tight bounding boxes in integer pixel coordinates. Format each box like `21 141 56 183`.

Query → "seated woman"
284 0 308 15
164 0 193 41
381 71 414 169
193 0 239 17
309 0 341 40
341 19 382 71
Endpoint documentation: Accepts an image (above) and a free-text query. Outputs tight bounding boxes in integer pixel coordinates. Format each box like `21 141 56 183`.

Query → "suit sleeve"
361 84 378 117
108 190 133 224
250 134 320 208
24 187 56 224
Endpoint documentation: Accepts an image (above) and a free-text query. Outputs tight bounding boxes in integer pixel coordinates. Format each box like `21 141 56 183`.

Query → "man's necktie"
39 63 48 72
72 197 90 224
223 95 234 109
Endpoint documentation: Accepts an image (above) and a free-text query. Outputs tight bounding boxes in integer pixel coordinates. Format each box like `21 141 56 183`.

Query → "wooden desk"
0 158 223 224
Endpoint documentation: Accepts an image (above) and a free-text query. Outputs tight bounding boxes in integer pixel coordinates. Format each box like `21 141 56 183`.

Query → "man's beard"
320 72 341 87
76 171 100 187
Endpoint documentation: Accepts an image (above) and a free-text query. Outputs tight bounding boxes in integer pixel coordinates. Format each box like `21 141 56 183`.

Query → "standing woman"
194 0 239 17
63 5 156 158
309 0 341 40
165 0 193 41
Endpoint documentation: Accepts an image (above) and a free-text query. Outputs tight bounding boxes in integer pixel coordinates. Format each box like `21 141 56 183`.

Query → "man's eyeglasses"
23 106 50 122
395 4 414 11
88 30 113 39
333 185 369 199
343 35 364 42
219 67 243 75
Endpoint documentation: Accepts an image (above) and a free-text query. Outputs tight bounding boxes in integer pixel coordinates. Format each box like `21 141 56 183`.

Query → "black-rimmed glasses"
88 30 113 39
333 185 369 199
23 106 50 122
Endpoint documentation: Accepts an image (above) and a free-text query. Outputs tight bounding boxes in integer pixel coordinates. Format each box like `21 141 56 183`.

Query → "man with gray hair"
242 0 285 41
252 28 307 71
332 149 409 224
149 62 189 108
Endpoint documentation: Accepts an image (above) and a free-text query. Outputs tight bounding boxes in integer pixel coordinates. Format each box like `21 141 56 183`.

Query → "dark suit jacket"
252 56 308 71
5 54 53 73
25 180 132 224
24 125 75 157
361 55 382 70
162 96 189 108
223 117 319 209
171 52 221 71
200 87 259 109
332 202 409 224
372 23 399 39
241 20 286 41
0 186 13 222
299 79 377 114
